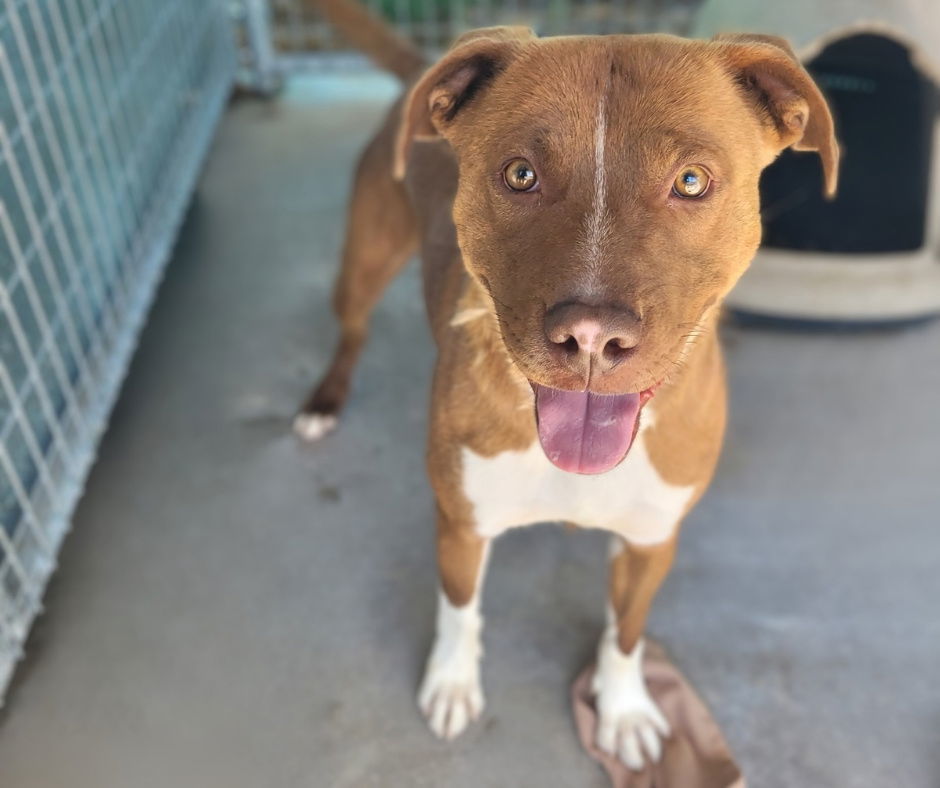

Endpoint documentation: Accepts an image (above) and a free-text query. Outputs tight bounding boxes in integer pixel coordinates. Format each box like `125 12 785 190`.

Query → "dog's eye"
503 158 538 192
672 165 711 198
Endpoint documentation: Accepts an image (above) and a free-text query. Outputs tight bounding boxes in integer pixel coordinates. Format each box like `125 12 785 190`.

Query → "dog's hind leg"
294 122 418 441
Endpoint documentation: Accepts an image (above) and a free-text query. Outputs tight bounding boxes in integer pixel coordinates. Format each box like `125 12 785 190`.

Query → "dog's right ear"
393 27 535 179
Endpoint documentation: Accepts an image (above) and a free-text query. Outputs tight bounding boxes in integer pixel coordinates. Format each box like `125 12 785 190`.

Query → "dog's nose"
544 302 641 373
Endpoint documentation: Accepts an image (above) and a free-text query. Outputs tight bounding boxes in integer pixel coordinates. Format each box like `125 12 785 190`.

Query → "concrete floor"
1 73 939 788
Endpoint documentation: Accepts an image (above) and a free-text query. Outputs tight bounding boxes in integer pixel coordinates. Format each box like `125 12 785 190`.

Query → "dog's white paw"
418 664 484 740
293 412 337 442
594 685 670 770
418 591 484 741
593 636 670 772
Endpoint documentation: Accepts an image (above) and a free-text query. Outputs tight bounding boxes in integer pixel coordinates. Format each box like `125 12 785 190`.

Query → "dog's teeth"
293 413 337 442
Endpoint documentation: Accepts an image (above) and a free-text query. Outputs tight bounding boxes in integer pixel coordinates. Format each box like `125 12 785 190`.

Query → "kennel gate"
237 0 702 89
0 0 236 700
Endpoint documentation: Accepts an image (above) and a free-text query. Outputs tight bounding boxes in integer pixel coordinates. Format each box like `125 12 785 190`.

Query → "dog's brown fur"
298 6 837 763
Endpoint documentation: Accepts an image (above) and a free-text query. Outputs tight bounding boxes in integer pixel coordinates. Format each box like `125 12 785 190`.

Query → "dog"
295 0 838 772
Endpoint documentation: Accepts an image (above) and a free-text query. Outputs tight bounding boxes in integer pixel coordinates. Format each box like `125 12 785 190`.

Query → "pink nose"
544 302 641 373
562 319 607 354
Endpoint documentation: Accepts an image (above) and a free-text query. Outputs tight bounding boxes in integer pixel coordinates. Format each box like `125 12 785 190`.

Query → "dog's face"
397 31 838 473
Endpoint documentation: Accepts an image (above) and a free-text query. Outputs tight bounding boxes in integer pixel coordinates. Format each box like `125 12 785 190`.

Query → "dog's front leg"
593 534 677 771
418 516 490 741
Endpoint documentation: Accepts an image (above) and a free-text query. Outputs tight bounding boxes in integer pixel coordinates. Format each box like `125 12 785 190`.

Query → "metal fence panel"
0 0 235 700
234 0 702 87
273 0 700 51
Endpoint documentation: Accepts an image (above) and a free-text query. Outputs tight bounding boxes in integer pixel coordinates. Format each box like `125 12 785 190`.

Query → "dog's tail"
303 0 427 81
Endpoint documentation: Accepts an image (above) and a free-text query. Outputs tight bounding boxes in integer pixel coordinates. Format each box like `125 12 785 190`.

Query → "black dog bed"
761 33 936 254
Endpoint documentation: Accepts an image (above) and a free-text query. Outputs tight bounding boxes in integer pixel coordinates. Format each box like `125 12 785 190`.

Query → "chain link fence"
0 0 235 700
235 0 703 88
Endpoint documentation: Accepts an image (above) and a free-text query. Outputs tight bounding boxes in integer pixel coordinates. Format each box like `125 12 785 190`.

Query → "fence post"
242 0 283 94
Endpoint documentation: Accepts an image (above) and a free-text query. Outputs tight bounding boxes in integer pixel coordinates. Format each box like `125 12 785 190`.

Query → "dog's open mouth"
532 384 657 475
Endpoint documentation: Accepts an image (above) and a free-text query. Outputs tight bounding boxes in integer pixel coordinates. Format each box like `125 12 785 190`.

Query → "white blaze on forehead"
583 89 612 283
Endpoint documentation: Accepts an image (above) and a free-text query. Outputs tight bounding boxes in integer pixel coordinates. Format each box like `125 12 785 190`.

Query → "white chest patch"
460 419 695 545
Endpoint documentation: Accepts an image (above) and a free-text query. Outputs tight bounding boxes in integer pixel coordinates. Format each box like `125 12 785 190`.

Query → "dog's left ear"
393 26 536 179
713 33 839 197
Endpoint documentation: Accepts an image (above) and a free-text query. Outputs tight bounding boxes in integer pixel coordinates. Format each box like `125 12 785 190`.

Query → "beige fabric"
571 641 744 788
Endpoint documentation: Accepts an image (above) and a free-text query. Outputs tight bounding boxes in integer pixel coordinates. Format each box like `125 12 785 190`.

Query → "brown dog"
296 2 837 772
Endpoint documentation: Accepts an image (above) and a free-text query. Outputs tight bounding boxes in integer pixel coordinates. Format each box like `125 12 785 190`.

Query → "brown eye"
672 165 711 198
503 158 538 192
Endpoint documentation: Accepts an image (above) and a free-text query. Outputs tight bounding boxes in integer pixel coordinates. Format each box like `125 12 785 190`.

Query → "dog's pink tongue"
534 385 641 475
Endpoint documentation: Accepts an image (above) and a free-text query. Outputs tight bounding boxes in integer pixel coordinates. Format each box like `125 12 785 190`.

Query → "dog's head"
396 30 838 474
